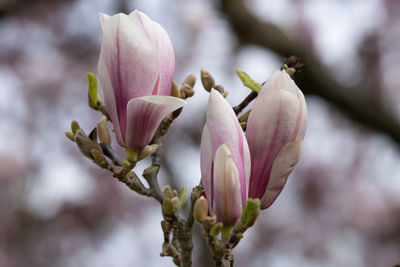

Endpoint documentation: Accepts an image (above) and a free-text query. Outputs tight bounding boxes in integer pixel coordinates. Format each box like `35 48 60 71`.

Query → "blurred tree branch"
0 0 74 18
220 0 400 146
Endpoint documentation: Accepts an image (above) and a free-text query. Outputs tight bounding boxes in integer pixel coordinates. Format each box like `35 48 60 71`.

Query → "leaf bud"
210 222 223 237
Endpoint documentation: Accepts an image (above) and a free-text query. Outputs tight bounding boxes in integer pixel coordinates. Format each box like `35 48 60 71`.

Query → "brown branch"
220 0 400 146
100 143 122 166
232 91 258 115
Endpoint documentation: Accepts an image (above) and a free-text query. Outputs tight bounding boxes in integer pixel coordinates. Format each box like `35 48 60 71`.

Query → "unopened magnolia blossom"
200 90 251 225
98 10 186 150
246 70 307 209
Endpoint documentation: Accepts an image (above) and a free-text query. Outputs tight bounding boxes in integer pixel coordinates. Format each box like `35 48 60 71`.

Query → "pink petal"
200 125 213 209
260 139 302 209
206 90 249 207
128 10 174 96
153 23 175 96
213 144 242 225
98 53 125 147
125 95 186 150
99 13 160 137
247 89 302 199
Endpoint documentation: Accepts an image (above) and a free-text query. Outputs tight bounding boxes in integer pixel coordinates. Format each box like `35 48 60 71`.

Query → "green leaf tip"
179 186 188 209
87 72 98 107
236 69 262 93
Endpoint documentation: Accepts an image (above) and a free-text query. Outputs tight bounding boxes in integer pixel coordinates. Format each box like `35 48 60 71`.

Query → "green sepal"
178 186 188 209
241 198 260 227
125 148 139 163
87 72 98 108
236 69 262 93
221 225 233 241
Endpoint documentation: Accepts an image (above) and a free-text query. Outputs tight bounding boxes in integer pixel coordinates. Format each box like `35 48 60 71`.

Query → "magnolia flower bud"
200 90 251 226
98 10 186 150
246 70 307 209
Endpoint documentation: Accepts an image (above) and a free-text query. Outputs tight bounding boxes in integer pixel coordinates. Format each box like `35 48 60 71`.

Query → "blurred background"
1 0 400 266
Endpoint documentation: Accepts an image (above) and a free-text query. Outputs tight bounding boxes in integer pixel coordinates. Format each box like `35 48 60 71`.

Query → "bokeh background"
1 0 400 266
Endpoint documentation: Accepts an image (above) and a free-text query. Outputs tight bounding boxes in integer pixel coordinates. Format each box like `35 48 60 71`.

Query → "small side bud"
210 222 223 237
71 120 80 135
137 144 159 161
97 116 111 144
162 185 174 198
182 74 196 88
65 131 74 141
193 196 208 222
223 91 229 98
170 80 181 98
163 198 175 215
201 69 215 92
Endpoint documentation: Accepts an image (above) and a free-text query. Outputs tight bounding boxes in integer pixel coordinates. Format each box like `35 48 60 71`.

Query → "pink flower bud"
200 90 251 225
98 10 186 150
246 70 307 209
